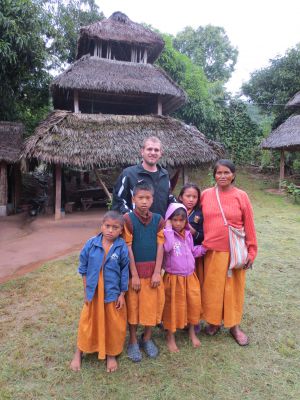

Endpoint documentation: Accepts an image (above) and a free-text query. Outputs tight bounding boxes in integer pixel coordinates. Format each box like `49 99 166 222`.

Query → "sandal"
229 327 249 346
204 324 221 336
127 343 142 362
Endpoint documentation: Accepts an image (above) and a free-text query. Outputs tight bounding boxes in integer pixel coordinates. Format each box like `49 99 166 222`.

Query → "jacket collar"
136 162 167 177
92 234 123 249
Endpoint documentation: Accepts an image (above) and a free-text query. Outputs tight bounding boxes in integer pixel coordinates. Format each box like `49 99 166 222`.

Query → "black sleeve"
112 172 133 214
190 210 204 245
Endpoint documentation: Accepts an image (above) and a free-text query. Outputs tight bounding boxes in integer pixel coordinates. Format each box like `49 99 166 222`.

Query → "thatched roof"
261 114 300 151
286 91 300 109
51 56 187 114
0 122 23 163
22 110 223 168
77 12 164 63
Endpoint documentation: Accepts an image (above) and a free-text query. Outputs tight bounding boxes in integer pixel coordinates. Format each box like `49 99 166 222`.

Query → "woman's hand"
243 258 253 270
165 220 172 228
116 293 125 310
151 272 161 288
131 275 141 292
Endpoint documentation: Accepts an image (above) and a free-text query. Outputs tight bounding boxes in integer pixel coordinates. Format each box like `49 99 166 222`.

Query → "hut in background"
261 90 300 186
23 12 222 219
0 122 23 216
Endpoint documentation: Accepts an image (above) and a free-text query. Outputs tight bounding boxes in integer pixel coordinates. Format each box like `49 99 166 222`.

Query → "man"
112 136 174 216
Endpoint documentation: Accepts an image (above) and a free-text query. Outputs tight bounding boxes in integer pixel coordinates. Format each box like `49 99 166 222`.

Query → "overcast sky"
96 0 300 93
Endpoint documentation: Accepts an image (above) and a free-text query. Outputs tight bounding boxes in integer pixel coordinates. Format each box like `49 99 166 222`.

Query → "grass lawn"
0 168 299 400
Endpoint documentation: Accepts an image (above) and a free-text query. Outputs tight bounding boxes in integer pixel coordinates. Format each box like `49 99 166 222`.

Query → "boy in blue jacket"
70 211 129 373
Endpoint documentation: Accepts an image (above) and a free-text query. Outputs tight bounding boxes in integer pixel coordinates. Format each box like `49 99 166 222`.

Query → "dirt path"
0 210 105 283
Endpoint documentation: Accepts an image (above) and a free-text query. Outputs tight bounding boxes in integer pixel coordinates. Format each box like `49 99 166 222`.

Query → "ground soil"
0 209 105 283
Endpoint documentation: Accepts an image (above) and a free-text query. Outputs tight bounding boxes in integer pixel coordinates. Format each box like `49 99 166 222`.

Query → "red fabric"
201 187 257 262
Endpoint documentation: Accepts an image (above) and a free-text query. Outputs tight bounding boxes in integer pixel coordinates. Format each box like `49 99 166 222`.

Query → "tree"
174 25 238 82
0 0 50 124
242 44 300 126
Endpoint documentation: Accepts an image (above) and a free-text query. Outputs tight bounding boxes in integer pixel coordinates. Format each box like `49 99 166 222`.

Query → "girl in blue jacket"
70 211 129 373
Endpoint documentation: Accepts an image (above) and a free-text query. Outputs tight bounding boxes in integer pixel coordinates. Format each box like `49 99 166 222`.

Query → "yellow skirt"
162 272 201 333
77 269 127 359
126 277 165 326
202 250 246 328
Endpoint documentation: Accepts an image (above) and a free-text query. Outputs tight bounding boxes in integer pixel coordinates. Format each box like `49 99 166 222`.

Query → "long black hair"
178 182 201 211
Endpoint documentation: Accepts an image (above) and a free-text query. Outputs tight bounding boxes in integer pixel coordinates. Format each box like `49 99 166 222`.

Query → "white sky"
96 0 300 94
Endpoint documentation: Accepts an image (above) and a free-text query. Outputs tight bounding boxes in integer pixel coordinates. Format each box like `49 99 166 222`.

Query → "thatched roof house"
77 12 164 63
23 110 223 169
0 122 24 216
261 114 300 151
0 122 23 163
51 55 186 114
286 91 300 109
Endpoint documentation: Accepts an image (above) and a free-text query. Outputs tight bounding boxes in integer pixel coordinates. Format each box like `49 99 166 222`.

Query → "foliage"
174 25 238 82
242 43 300 127
0 0 51 125
282 181 300 203
41 0 104 68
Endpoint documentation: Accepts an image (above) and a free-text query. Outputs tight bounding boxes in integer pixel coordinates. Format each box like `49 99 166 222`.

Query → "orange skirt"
202 250 246 328
126 277 165 326
162 272 201 333
77 269 127 359
195 257 204 289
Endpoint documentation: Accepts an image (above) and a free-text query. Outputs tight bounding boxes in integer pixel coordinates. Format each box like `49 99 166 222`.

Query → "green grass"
1 168 299 400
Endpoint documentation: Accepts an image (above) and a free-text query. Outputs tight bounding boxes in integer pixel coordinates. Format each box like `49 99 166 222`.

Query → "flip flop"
229 328 249 346
204 324 221 336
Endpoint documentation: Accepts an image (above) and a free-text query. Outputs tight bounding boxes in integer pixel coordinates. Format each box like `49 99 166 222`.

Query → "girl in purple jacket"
162 203 206 352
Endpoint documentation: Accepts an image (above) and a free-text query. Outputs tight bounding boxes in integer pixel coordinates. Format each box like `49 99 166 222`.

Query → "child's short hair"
102 210 125 227
132 181 154 196
169 207 187 220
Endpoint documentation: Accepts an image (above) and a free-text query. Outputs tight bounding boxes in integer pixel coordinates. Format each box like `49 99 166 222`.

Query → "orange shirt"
201 187 257 262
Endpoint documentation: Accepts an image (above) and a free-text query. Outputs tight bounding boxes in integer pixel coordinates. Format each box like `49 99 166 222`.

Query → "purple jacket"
164 203 206 276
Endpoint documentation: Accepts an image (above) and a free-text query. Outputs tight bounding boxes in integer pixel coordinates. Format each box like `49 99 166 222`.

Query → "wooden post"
143 48 148 63
94 169 112 202
279 149 285 188
157 96 163 115
0 161 8 216
55 164 62 220
182 166 188 184
74 90 79 113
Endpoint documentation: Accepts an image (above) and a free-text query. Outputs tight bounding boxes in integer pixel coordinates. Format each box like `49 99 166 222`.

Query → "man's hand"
151 272 161 288
131 275 141 292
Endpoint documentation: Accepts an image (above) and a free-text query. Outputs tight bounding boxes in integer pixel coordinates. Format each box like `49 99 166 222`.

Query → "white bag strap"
215 186 228 226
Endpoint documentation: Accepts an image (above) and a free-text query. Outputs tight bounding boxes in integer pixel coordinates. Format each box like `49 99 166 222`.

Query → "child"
163 203 206 352
178 183 204 286
70 211 129 373
123 181 165 362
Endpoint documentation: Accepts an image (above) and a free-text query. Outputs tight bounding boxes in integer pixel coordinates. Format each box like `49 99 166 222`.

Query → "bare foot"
166 331 179 353
106 356 118 373
70 348 82 371
230 326 249 346
189 325 201 348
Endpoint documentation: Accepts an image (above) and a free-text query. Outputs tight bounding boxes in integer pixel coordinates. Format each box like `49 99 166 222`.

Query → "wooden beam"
94 169 112 202
279 149 285 188
157 95 163 115
0 161 8 216
55 164 62 220
74 90 79 113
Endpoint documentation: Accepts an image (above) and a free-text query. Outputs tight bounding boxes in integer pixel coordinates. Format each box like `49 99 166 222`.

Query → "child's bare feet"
70 348 82 371
166 331 179 353
106 356 118 373
189 325 201 348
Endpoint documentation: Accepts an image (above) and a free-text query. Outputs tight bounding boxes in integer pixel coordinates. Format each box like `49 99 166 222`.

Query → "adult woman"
201 159 257 345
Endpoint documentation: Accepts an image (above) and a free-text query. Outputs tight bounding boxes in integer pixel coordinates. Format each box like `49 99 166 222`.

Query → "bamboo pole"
279 149 285 188
74 90 79 113
55 164 62 220
144 48 148 63
94 169 112 202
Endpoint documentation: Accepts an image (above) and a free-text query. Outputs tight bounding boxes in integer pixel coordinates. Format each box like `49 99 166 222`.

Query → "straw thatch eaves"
22 110 223 168
77 12 164 63
286 91 300 109
261 114 300 151
51 55 187 114
0 122 24 163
